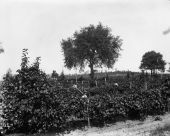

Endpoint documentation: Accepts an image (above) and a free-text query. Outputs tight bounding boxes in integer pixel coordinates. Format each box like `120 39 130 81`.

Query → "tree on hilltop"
140 51 166 75
61 22 122 86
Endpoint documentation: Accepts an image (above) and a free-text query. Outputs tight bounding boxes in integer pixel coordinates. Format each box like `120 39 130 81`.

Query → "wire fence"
56 79 114 89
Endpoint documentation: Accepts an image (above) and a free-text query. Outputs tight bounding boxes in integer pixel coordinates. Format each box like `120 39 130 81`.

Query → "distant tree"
126 71 130 79
5 68 12 77
61 22 122 85
59 70 65 81
51 70 59 79
167 63 170 73
140 51 166 75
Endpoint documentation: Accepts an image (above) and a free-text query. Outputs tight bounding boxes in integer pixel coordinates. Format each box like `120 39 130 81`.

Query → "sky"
0 0 170 78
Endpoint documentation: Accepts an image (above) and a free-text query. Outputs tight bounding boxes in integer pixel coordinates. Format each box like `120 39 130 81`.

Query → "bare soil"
63 113 170 136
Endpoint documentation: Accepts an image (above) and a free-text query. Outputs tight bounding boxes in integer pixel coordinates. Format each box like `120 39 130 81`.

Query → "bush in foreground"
1 49 67 134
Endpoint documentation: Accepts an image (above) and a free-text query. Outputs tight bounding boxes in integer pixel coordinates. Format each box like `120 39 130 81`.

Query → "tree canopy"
61 23 122 83
140 51 166 74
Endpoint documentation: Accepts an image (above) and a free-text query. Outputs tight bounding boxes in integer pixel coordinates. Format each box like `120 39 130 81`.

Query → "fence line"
52 78 162 90
57 80 111 89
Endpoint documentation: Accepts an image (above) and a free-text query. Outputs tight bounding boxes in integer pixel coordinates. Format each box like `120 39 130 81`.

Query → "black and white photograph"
0 0 170 135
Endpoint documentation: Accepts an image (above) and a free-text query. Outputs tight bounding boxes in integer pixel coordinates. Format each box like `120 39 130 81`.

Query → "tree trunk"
89 63 95 87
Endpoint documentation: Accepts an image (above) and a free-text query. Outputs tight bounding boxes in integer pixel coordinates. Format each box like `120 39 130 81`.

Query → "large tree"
61 23 122 83
140 51 166 75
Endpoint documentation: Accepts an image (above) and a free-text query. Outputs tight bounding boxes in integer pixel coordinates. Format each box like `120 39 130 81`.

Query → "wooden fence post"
87 97 91 128
168 98 170 112
95 81 98 87
82 81 84 90
129 82 132 89
144 82 147 90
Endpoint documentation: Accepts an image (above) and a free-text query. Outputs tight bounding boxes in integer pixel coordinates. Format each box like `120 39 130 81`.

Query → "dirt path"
63 113 170 136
